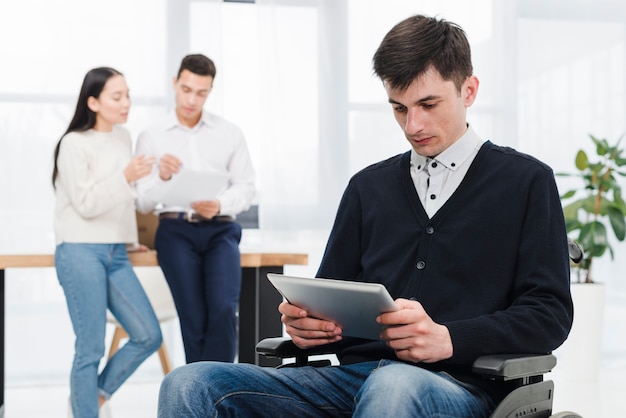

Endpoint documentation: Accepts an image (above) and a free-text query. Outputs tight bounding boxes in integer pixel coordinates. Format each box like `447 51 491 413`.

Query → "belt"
159 212 234 223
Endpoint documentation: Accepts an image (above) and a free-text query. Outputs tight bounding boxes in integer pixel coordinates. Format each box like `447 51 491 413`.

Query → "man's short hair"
177 54 217 79
373 14 473 93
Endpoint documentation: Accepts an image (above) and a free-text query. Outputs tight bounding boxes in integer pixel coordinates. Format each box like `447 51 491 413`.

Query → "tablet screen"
267 273 398 340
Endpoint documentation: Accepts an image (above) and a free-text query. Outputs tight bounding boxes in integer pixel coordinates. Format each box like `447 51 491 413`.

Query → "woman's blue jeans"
55 243 162 418
157 360 494 417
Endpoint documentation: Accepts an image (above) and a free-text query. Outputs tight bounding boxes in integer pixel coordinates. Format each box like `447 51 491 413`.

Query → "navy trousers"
155 218 242 363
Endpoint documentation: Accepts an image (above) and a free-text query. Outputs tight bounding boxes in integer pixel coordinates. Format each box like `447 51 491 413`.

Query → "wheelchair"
256 239 584 418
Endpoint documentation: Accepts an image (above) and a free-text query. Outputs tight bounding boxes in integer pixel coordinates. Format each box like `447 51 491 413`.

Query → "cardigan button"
425 226 434 234
416 261 426 269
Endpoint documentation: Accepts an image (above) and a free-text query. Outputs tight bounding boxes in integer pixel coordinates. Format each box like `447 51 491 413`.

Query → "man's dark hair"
177 54 217 79
373 14 473 93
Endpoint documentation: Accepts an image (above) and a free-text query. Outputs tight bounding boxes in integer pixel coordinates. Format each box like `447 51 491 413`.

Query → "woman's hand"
124 155 155 182
126 243 150 252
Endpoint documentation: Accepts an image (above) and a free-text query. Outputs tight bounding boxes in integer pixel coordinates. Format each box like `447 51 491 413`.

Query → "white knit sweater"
54 126 138 245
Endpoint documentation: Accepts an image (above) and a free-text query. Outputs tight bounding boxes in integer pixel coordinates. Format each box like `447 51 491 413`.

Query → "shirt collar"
410 124 484 172
164 110 213 132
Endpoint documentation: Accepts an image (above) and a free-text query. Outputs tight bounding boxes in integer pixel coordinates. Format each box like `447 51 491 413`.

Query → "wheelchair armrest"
256 337 358 367
472 354 556 381
258 339 556 383
256 337 315 358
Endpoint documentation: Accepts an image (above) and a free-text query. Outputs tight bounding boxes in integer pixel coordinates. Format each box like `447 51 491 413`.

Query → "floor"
550 363 626 417
6 378 160 418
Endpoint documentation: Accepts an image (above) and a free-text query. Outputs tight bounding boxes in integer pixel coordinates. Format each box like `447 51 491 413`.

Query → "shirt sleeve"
216 127 256 216
134 130 167 213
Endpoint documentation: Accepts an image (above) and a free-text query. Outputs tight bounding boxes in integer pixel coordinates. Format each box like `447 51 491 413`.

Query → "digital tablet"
266 273 399 340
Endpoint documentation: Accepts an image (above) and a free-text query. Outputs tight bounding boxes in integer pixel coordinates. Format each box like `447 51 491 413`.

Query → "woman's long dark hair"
51 67 123 187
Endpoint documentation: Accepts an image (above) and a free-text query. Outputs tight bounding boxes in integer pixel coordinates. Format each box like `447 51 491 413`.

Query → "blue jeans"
157 360 494 417
55 243 162 418
155 219 242 363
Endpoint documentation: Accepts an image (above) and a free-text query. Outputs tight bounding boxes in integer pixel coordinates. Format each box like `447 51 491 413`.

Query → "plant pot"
554 282 606 381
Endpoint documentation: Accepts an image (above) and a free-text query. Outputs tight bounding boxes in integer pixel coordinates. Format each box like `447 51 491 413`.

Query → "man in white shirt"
136 54 256 363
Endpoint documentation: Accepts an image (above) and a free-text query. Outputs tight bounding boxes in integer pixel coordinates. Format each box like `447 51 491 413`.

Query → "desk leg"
1 269 5 417
239 266 283 367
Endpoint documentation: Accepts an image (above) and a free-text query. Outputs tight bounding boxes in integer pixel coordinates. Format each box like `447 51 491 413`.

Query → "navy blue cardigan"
317 141 573 402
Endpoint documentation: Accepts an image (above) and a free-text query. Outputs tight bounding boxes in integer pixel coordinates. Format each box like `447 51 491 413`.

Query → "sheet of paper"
148 169 229 207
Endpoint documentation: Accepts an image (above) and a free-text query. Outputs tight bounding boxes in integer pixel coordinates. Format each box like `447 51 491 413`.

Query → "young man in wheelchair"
157 14 573 418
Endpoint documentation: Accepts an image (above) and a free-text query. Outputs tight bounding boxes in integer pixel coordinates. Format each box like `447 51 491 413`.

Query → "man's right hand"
279 301 343 349
159 153 183 181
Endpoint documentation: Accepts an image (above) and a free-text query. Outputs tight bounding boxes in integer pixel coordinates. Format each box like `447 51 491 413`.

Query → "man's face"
173 69 213 127
385 67 478 157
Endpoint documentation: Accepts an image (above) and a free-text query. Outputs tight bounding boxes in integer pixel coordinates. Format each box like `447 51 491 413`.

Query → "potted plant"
559 133 626 282
556 133 626 380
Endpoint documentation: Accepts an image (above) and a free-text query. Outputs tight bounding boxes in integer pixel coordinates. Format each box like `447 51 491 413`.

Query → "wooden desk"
0 251 307 410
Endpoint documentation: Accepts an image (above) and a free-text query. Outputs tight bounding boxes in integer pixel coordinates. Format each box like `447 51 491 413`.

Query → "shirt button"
416 261 426 269
426 226 434 234
430 194 436 200
431 162 438 168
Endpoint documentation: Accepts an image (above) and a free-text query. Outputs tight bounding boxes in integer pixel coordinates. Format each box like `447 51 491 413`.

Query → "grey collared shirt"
410 125 484 218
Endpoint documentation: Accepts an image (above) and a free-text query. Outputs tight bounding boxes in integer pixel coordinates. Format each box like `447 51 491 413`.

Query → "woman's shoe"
67 397 112 418
99 401 112 418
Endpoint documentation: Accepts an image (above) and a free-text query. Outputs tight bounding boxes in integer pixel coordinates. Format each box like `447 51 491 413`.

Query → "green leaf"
564 218 583 233
614 190 626 214
608 205 626 241
592 135 609 156
588 162 604 175
580 221 609 258
562 199 586 219
607 176 621 192
579 195 604 216
575 150 589 171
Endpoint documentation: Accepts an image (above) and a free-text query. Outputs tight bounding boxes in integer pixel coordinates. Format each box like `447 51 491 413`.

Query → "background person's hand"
158 153 183 181
191 200 221 219
126 243 150 252
124 155 156 182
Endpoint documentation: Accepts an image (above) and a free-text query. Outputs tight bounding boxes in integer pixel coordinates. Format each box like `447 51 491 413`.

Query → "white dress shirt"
135 111 256 217
410 125 484 218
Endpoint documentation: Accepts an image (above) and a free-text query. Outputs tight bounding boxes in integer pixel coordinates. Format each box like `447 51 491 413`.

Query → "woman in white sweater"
52 67 162 418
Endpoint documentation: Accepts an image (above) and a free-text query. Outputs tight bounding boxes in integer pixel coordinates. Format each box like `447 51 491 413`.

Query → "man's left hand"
191 200 221 219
